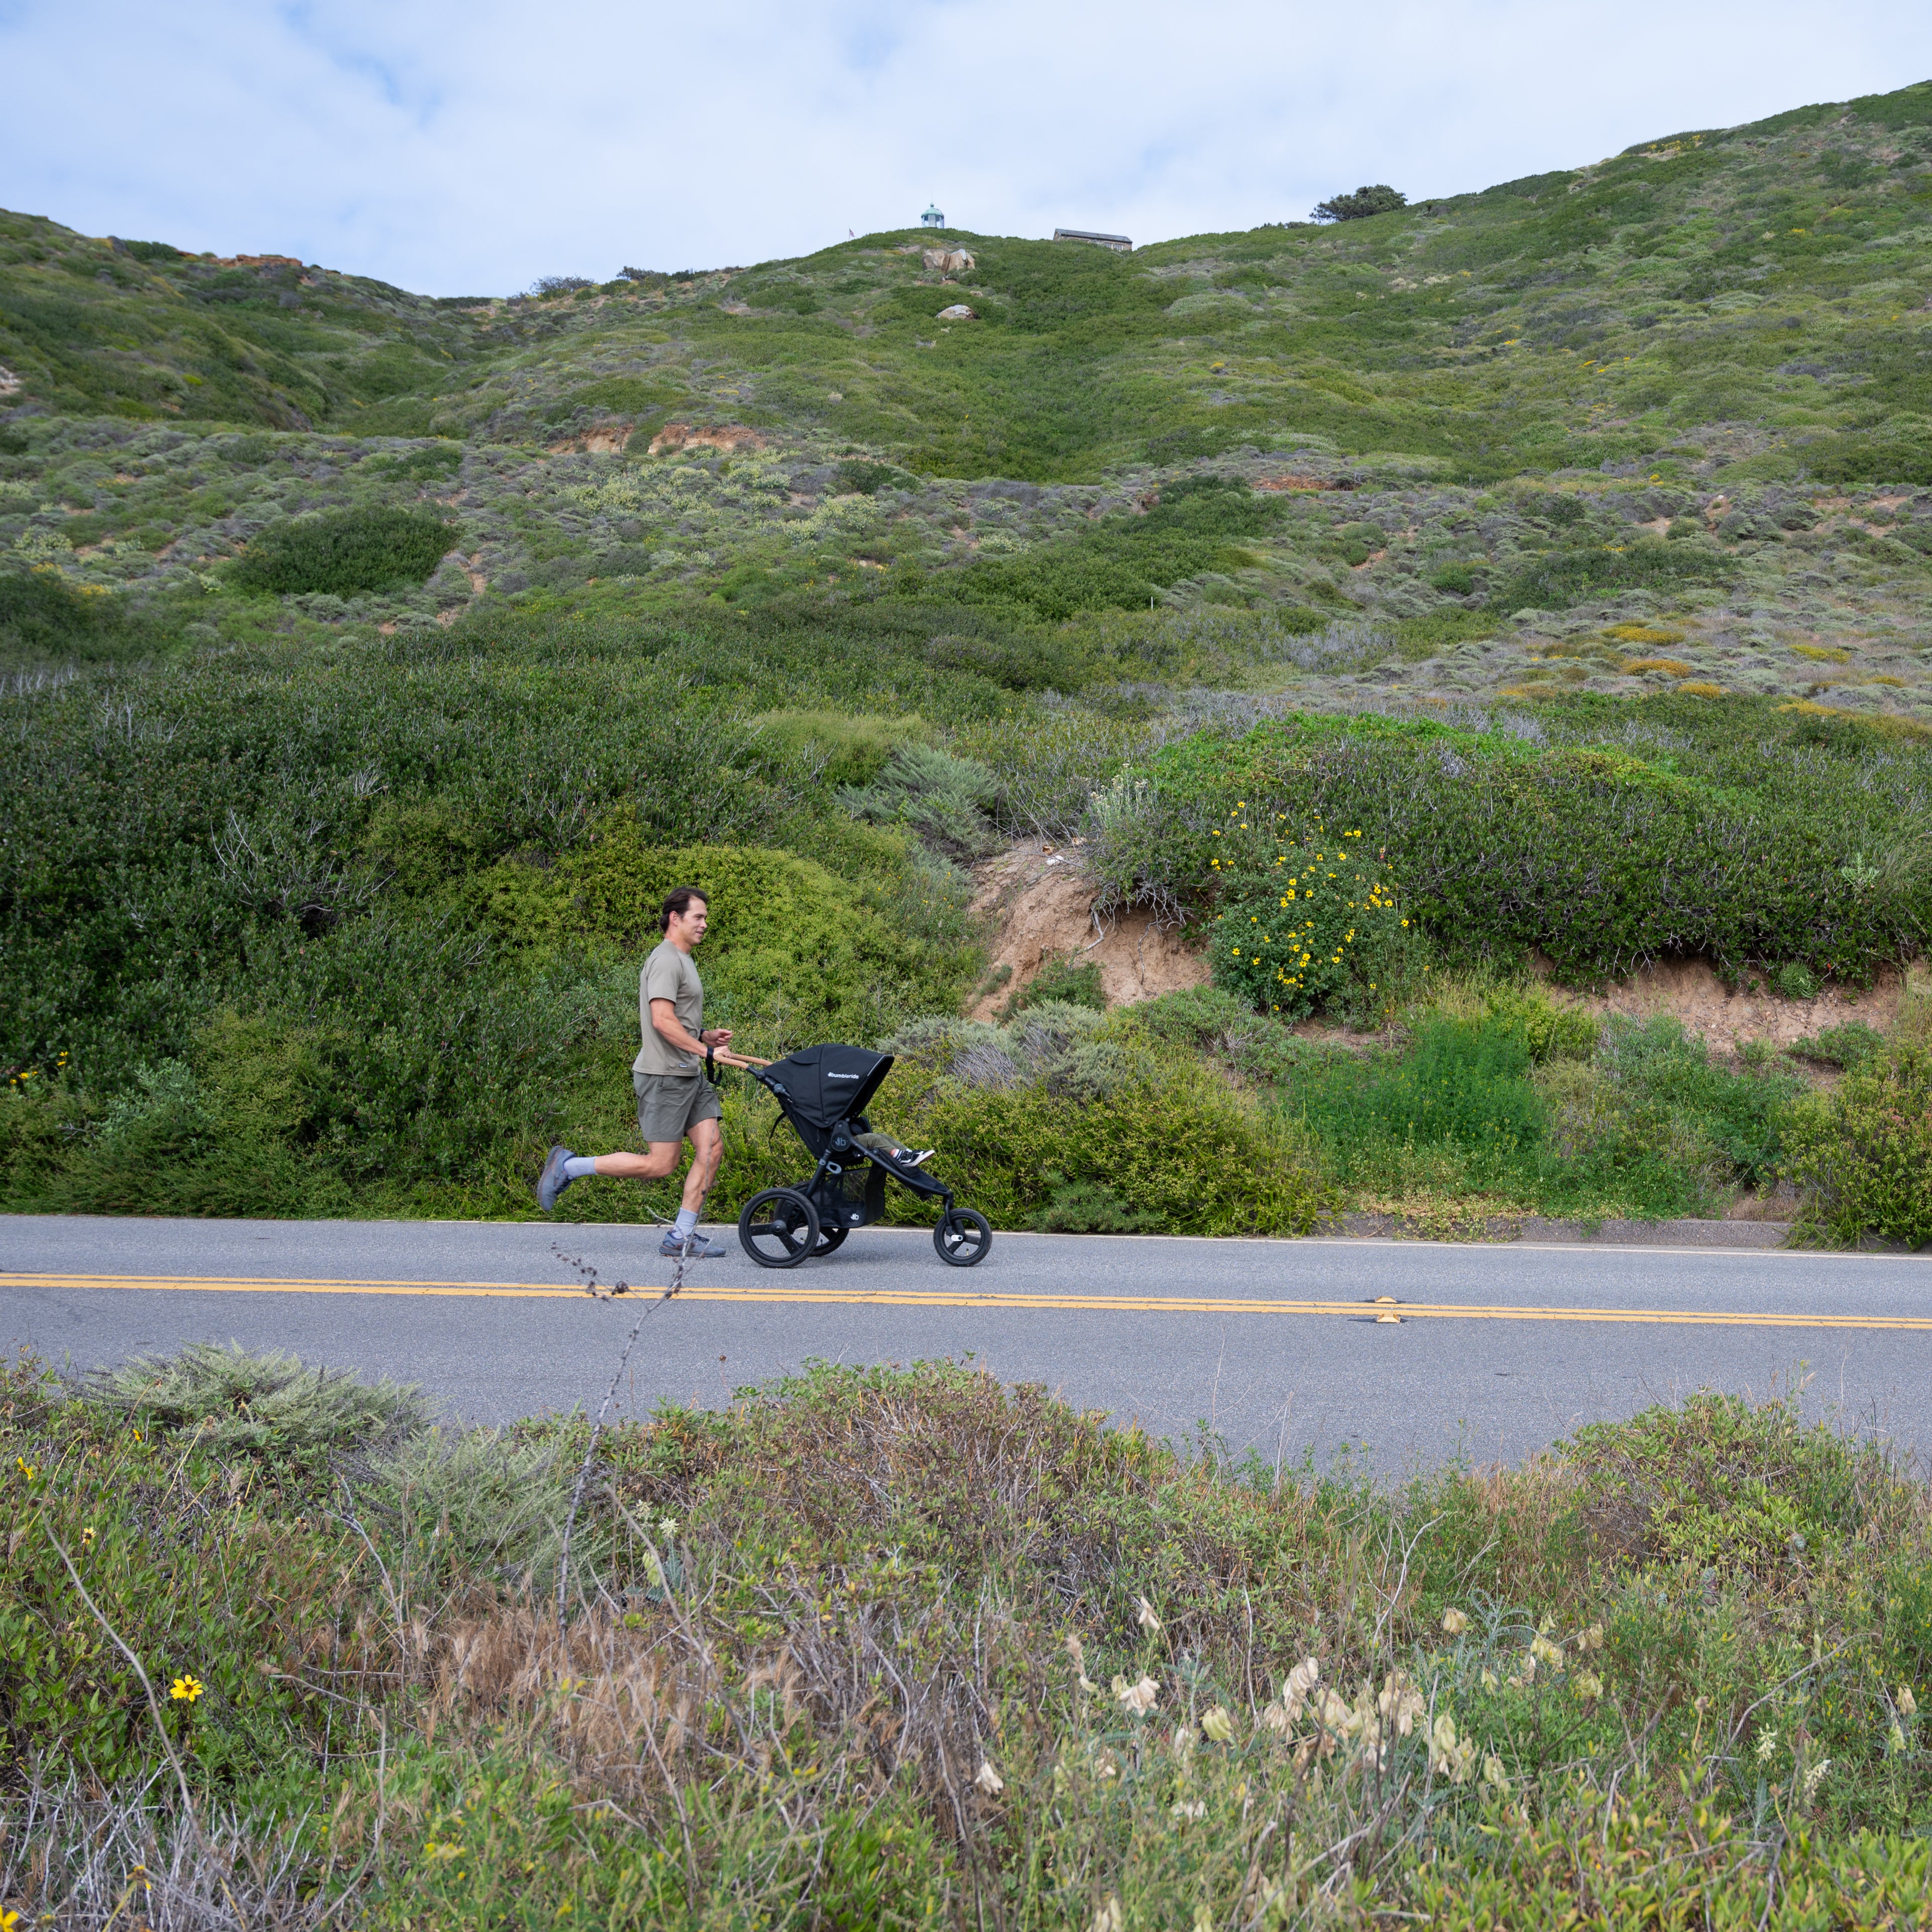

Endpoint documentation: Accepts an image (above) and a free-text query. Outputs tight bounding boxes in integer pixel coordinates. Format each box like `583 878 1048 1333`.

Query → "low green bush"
0 566 177 666
1492 538 1733 612
228 506 456 596
1784 1041 1932 1247
1123 711 1929 984
1002 955 1105 1015
745 708 934 786
879 1004 1329 1234
925 480 1281 622
540 831 977 1045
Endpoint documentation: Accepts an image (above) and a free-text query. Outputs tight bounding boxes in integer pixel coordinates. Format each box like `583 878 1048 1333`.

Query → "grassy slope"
3 82 1931 1237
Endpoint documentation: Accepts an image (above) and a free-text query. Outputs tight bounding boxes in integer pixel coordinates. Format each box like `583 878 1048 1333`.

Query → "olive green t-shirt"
634 940 705 1076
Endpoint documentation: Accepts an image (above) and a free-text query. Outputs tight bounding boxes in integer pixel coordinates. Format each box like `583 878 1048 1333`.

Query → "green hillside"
3 81 1930 1244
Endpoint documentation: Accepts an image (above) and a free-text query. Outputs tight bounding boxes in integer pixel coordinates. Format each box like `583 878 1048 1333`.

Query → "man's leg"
664 1118 726 1255
538 1140 679 1209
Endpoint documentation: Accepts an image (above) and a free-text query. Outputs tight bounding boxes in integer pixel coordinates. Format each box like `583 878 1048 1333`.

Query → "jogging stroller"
737 1043 992 1269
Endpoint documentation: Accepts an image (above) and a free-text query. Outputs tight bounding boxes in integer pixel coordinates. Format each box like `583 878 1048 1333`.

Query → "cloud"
3 0 1927 294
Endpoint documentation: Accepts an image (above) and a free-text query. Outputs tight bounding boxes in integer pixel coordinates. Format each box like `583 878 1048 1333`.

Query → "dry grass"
0 1775 328 1932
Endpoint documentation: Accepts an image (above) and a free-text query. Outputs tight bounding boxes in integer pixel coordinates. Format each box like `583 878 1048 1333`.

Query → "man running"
537 884 756 1256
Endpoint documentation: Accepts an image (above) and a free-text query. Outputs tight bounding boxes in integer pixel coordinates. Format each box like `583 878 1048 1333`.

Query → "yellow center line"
6 1273 1930 1331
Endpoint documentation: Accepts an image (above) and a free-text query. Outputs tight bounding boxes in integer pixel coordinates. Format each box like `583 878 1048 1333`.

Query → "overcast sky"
4 3 1928 296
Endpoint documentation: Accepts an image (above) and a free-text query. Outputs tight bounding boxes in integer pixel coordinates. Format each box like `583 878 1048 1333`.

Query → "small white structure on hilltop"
1054 228 1131 252
921 204 946 228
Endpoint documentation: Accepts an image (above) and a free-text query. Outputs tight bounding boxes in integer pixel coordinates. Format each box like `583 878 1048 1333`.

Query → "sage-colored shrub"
876 1007 1329 1234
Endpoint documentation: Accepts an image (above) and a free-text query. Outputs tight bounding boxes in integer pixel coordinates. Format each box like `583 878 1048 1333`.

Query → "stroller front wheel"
739 1187 822 1269
934 1207 992 1268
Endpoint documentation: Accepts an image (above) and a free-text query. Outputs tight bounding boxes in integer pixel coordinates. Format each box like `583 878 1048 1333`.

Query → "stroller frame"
738 1044 991 1269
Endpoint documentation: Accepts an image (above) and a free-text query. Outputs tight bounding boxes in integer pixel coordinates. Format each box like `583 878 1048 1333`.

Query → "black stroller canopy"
753 1044 895 1132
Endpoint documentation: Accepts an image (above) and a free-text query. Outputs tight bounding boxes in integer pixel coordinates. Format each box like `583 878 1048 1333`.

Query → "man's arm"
650 999 762 1067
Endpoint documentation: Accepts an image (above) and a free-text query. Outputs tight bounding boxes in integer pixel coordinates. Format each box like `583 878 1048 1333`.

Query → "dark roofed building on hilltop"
1053 228 1131 252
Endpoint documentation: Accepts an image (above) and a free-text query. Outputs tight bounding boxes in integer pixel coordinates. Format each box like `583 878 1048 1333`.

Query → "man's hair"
660 884 708 932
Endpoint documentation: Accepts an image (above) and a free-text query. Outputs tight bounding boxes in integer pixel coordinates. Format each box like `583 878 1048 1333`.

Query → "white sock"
562 1156 598 1181
674 1207 699 1236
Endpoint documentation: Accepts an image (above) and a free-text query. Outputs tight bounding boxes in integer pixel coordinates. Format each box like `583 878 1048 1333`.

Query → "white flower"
658 1516 678 1539
1091 1897 1123 1932
974 1759 1004 1796
1171 1798 1206 1822
1576 1623 1605 1652
1890 1723 1908 1755
1282 1657 1320 1719
1429 1712 1476 1784
1067 1631 1096 1692
1756 1729 1778 1763
1378 1672 1425 1738
1137 1597 1163 1634
1441 1608 1469 1635
1113 1672 1159 1716
1529 1634 1565 1672
1574 1671 1604 1701
1900 1685 1918 1717
1200 1705 1235 1744
1803 1758 1832 1797
1482 1754 1510 1793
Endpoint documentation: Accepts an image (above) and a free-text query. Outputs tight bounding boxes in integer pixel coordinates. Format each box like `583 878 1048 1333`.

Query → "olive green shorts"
633 1072 723 1144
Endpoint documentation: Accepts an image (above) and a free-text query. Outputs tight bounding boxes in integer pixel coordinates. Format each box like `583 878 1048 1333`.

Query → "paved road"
4 1215 1927 1474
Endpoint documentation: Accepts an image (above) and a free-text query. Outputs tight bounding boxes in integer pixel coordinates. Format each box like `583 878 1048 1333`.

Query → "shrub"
1205 812 1411 1022
927 481 1281 623
746 709 934 786
363 442 462 482
1783 1041 1932 1247
0 567 175 667
839 744 1004 859
229 506 456 597
1311 184 1408 222
924 630 1088 691
834 459 901 495
1493 539 1733 612
882 1007 1329 1234
544 832 977 1048
1004 955 1106 1016
1143 712 1931 984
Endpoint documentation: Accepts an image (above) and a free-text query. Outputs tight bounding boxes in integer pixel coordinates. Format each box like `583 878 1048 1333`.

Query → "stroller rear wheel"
813 1225 849 1257
739 1187 822 1269
934 1207 992 1268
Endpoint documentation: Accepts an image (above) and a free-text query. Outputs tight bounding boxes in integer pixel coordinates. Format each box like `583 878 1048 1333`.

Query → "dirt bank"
968 842 1209 1018
1537 955 1916 1056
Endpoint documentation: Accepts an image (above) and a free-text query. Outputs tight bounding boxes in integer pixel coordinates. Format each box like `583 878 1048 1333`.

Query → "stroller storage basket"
739 1043 990 1269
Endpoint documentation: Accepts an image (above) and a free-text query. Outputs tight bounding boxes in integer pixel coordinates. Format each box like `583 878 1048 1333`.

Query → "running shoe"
537 1146 575 1212
660 1230 730 1259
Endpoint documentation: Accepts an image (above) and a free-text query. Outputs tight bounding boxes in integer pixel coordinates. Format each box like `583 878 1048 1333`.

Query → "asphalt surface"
4 1214 1928 1474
